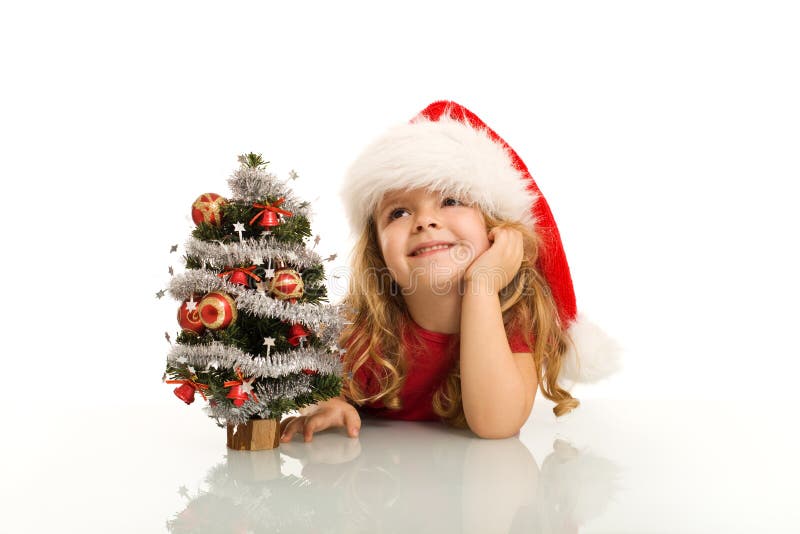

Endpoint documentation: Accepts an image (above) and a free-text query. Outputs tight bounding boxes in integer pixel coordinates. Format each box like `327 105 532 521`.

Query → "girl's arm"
460 226 537 438
460 282 537 439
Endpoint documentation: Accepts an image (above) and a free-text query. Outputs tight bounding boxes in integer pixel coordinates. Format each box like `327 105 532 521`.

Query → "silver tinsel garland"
167 341 343 379
167 269 344 347
184 235 324 271
206 374 317 425
226 166 311 217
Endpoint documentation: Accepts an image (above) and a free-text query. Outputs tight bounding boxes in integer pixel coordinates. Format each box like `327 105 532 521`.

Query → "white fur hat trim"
560 313 622 385
341 115 538 235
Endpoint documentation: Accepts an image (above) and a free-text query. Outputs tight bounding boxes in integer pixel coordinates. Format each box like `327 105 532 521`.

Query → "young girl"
280 101 619 443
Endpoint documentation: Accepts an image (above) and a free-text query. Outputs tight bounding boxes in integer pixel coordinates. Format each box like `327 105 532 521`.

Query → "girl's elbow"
474 428 520 440
465 405 527 439
469 422 522 440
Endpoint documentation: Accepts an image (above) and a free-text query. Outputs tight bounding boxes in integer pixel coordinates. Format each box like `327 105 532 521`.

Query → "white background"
2 0 799 412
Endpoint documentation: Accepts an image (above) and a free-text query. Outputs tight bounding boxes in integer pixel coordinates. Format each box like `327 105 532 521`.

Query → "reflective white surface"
2 398 797 533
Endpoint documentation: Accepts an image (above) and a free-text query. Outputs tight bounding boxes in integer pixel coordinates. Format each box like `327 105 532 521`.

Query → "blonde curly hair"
338 208 579 429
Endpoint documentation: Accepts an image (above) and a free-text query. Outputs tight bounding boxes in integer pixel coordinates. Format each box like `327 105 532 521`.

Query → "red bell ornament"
287 323 310 347
218 266 261 287
174 383 196 404
198 291 238 330
269 269 304 303
177 300 205 334
257 210 280 228
191 193 227 226
250 197 293 228
223 370 258 408
228 270 250 286
226 384 248 407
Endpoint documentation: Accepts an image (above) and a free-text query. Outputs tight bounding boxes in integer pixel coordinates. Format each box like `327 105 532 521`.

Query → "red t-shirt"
352 319 532 421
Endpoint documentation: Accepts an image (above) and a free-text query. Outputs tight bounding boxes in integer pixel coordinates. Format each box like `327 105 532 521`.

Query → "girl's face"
373 188 491 294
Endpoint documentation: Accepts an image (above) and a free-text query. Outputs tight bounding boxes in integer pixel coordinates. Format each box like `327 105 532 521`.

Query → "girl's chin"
396 273 468 295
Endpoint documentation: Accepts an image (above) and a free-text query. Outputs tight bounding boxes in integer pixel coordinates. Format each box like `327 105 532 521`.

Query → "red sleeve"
508 329 533 353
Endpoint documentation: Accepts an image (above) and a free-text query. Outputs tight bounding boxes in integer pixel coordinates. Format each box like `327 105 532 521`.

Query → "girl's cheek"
378 235 393 257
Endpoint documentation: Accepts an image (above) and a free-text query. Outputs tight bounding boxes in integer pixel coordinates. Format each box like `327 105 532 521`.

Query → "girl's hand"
280 397 362 443
464 226 524 294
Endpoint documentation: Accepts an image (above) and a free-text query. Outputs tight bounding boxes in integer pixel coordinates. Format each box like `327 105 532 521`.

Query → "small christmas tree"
163 153 344 450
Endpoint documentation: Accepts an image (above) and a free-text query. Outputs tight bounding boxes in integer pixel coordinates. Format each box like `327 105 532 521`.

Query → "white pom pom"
560 313 621 384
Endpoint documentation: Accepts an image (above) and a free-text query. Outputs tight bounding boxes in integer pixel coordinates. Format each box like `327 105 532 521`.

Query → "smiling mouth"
410 244 454 257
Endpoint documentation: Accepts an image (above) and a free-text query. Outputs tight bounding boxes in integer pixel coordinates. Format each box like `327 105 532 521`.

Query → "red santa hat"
341 100 619 385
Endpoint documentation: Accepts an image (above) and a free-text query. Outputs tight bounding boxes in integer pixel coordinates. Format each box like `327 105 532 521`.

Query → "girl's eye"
389 207 409 220
443 197 463 207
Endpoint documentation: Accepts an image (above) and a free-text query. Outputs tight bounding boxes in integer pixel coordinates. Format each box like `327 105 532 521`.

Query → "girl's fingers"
280 416 296 433
487 229 520 260
496 228 523 261
303 414 325 442
343 408 362 438
280 416 303 442
470 227 524 292
489 227 515 248
280 407 360 443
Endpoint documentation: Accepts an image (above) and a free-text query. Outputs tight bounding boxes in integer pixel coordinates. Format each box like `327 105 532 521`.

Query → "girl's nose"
415 219 438 231
413 209 440 231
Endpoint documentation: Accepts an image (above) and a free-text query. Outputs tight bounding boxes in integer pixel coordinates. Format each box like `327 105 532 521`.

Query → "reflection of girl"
282 422 539 533
281 101 619 443
516 439 619 533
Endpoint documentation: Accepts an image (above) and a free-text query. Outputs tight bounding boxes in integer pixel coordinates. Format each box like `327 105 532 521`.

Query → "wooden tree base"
226 418 281 451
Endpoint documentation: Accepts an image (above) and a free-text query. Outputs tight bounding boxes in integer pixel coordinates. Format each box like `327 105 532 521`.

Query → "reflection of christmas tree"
162 153 343 449
167 453 314 534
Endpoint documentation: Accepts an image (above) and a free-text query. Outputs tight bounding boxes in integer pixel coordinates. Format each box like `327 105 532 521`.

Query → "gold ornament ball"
197 291 238 330
191 193 227 226
269 269 304 301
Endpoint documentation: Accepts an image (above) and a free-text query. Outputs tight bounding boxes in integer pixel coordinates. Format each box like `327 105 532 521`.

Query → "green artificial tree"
163 153 343 450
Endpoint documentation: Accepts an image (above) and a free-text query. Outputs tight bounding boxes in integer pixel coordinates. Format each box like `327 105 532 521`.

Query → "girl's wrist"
464 275 498 297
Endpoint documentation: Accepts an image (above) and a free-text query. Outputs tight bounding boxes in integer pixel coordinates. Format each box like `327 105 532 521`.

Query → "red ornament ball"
269 269 304 303
198 291 238 330
177 299 205 334
191 193 227 226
